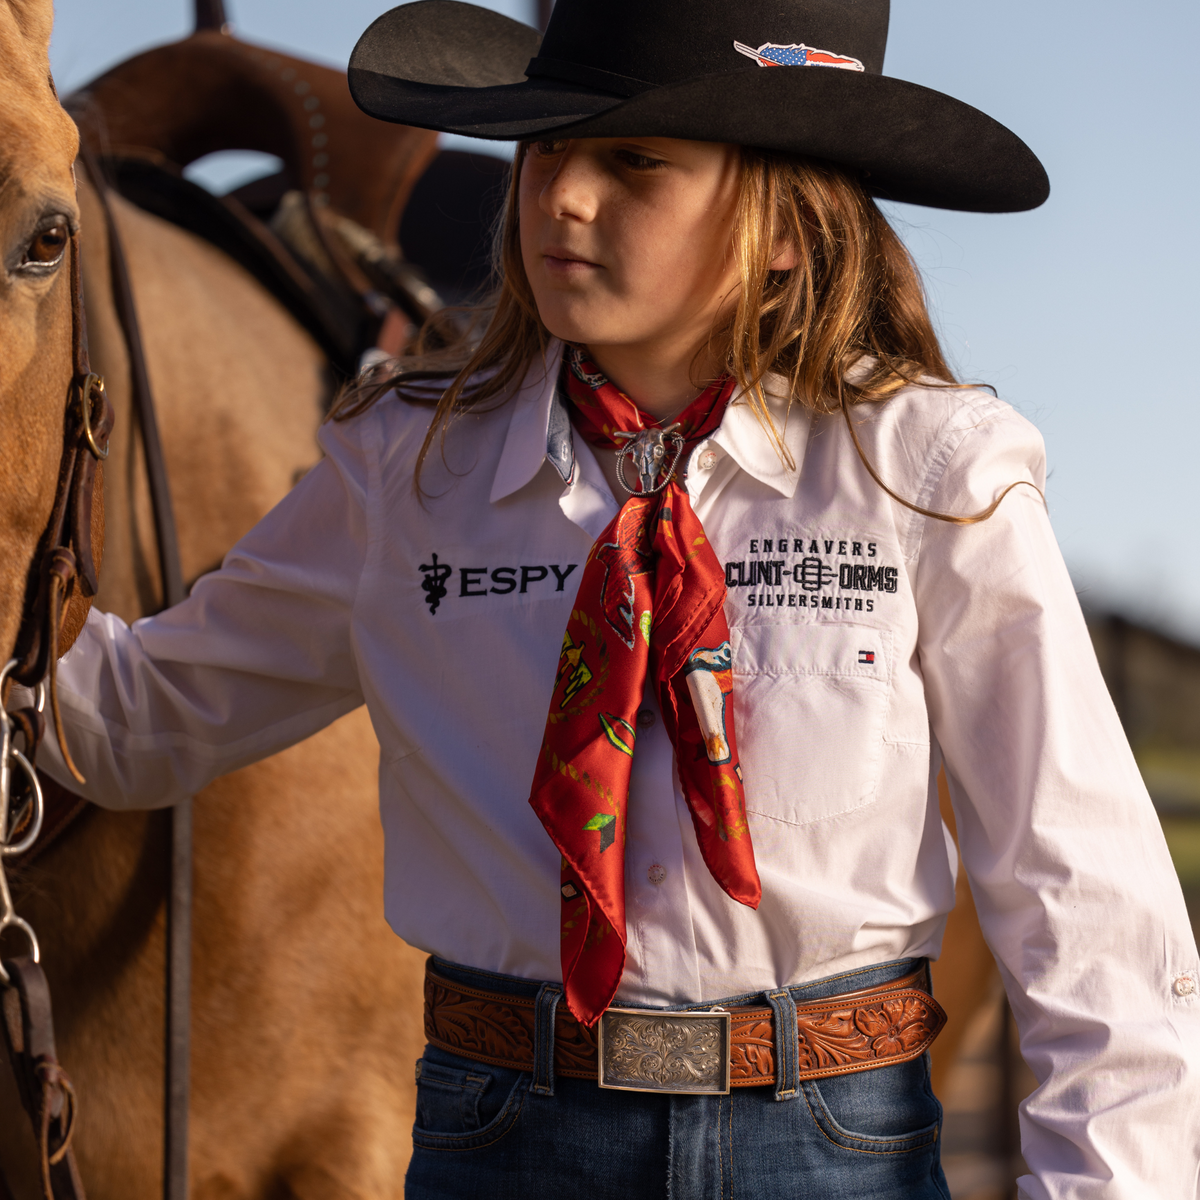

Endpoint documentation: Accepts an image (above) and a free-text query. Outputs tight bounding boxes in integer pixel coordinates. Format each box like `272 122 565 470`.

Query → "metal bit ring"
78 372 110 460
1 750 44 859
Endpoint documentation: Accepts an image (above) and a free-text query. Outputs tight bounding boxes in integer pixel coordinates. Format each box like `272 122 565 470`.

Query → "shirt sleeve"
913 403 1200 1199
32 411 377 810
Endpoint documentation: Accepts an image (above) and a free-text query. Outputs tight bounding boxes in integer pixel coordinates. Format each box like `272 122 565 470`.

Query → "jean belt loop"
532 982 562 1097
767 989 801 1102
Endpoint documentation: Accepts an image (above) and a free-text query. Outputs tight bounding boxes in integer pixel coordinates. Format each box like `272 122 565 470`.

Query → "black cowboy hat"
348 0 1049 214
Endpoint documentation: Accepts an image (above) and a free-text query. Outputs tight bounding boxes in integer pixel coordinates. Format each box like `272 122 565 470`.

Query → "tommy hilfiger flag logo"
733 40 865 72
858 650 876 664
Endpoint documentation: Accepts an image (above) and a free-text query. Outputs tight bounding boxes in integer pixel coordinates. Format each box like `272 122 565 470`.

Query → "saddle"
68 26 446 375
73 27 433 244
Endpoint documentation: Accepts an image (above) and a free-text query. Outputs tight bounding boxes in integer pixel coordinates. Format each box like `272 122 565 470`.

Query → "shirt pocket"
732 621 892 826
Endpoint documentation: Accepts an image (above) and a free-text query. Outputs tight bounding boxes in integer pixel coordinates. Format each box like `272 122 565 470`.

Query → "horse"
1 4 432 1196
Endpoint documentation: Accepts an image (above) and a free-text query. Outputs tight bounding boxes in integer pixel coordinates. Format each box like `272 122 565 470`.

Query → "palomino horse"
0 3 999 1197
0 3 431 1196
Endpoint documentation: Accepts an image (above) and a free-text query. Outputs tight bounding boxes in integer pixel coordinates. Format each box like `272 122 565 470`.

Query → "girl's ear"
770 239 799 271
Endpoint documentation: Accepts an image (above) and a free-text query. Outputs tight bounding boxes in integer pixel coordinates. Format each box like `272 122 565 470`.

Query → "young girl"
30 0 1200 1197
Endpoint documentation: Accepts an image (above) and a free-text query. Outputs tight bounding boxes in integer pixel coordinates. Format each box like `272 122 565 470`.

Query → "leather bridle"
9 229 112 756
1 228 112 1200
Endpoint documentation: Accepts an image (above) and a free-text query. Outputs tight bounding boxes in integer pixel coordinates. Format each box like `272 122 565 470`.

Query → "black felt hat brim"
349 2 1049 214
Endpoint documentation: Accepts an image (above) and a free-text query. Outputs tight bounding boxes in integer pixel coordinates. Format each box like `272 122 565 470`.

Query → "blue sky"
49 1 1200 639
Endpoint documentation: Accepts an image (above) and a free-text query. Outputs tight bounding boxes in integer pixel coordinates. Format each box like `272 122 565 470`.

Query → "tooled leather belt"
423 960 946 1096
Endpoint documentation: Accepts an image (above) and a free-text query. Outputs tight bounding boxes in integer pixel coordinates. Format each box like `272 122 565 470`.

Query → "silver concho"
597 1007 731 1094
614 424 685 495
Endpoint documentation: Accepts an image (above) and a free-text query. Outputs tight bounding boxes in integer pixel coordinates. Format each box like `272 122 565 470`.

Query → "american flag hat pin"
733 40 865 73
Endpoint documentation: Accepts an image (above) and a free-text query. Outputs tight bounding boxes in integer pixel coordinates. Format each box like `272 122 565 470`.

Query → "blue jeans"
406 957 949 1199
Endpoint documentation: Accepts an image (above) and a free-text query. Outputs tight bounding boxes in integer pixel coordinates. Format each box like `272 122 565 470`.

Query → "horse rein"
74 145 196 1200
1 228 111 1200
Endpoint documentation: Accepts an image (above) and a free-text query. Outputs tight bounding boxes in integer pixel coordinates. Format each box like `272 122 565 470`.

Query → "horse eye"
24 220 69 266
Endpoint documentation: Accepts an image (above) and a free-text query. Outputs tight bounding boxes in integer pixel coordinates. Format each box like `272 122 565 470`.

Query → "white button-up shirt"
41 343 1200 1198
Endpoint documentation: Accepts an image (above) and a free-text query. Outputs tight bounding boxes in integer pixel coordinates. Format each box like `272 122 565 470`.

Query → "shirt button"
697 449 719 471
636 708 656 730
647 864 666 886
1173 974 1197 997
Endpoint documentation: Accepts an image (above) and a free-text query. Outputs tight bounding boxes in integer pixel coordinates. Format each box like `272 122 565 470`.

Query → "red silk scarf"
528 347 761 1027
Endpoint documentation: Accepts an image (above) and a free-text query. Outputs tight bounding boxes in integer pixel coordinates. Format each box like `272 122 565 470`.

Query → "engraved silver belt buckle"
597 1006 731 1095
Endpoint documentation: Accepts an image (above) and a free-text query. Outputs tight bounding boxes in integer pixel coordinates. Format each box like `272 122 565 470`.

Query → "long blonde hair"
335 143 1025 523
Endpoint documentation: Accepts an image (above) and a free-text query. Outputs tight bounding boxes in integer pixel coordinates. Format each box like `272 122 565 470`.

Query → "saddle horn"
195 0 230 33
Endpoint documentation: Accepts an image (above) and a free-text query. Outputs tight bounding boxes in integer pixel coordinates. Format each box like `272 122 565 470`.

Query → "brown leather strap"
424 961 946 1087
76 148 185 615
0 958 86 1200
74 146 194 1200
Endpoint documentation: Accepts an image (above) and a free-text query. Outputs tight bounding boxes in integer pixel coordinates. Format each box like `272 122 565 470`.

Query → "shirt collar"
710 375 809 499
489 341 809 503
489 340 565 504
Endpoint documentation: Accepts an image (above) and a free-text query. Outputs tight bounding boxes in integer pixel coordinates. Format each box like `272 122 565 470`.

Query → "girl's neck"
584 340 720 424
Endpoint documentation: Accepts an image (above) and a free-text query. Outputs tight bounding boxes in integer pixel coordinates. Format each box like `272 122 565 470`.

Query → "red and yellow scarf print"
529 348 761 1027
